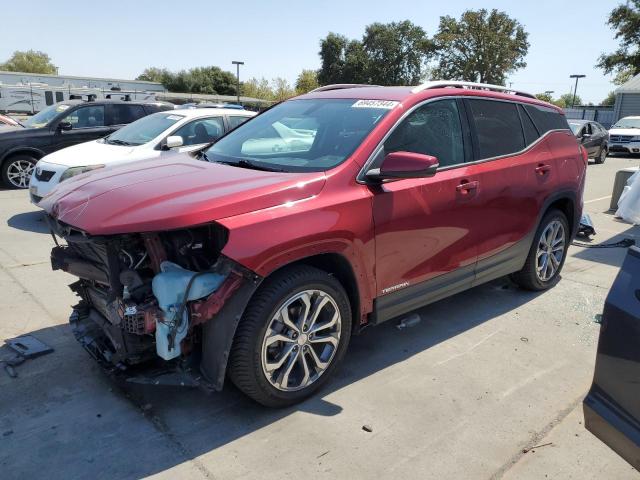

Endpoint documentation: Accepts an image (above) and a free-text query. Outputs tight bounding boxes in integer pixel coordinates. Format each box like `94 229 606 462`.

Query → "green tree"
0 50 57 74
602 91 616 106
295 69 319 94
317 21 432 86
597 1 640 78
136 66 237 94
362 21 432 85
241 77 274 99
271 77 295 101
432 9 529 85
557 93 583 108
535 93 553 103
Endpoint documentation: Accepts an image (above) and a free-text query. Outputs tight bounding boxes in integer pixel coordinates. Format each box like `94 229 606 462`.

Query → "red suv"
42 81 586 406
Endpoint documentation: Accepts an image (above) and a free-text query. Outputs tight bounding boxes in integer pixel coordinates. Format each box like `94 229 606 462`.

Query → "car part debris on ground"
1 335 53 378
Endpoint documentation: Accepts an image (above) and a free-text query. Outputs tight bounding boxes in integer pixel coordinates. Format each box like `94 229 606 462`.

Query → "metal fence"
563 107 615 129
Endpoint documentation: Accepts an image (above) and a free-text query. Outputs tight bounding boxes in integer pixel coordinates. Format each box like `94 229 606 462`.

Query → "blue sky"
1 0 622 103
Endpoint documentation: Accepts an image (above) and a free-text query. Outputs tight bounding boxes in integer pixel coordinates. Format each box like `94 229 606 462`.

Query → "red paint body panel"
41 86 583 324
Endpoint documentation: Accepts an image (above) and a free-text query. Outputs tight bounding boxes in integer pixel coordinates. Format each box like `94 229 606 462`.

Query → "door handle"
456 180 479 194
535 164 551 175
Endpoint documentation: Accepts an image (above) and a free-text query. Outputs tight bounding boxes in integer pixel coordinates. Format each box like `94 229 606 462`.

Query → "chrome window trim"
356 95 571 184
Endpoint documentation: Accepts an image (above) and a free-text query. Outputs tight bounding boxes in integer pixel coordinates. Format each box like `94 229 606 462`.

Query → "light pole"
232 61 244 105
569 75 585 108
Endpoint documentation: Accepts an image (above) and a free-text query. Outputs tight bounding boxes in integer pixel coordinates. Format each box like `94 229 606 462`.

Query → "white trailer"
0 83 158 114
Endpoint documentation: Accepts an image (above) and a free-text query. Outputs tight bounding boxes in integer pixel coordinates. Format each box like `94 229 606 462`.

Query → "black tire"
228 265 352 407
594 145 607 164
1 154 37 189
511 209 570 291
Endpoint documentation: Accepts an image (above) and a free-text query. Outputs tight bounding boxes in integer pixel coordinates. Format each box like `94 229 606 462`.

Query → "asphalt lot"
1 155 639 479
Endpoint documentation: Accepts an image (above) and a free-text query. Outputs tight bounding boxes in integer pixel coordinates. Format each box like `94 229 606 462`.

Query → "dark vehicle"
41 81 586 407
568 120 608 164
0 100 172 189
584 246 640 469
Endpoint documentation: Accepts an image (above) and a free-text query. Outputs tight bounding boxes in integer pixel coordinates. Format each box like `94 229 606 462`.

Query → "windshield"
206 99 392 172
105 112 184 146
568 122 584 134
23 103 71 128
612 118 640 129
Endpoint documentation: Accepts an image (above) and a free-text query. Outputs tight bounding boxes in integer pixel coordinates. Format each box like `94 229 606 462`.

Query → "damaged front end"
48 217 261 390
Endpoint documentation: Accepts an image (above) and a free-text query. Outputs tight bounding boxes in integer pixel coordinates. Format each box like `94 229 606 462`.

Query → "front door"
371 98 479 323
51 104 108 152
584 246 640 470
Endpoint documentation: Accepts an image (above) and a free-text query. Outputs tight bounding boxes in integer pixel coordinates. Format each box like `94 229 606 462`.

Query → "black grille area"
35 169 55 181
610 135 633 143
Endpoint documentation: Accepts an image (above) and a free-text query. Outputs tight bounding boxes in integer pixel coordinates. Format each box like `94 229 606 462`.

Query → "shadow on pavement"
572 222 640 268
6 210 49 234
0 277 546 479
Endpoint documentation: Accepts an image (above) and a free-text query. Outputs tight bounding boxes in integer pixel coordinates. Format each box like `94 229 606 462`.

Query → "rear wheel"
594 146 607 164
511 209 569 291
228 265 352 407
2 154 37 189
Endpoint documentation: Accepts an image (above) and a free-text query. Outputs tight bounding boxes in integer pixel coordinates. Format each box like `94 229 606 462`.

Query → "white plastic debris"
616 170 640 225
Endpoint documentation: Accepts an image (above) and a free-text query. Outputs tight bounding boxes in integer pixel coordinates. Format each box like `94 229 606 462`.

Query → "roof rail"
310 84 382 93
412 80 536 99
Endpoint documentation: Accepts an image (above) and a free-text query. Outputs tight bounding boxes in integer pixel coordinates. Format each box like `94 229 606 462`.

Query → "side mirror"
366 151 439 181
57 121 72 131
165 135 184 149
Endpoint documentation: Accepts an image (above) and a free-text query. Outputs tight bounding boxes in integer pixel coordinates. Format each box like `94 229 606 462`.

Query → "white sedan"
29 107 255 204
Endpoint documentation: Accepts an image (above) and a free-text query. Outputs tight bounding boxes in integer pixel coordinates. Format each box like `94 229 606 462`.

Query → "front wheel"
228 265 352 407
511 209 569 291
2 154 37 189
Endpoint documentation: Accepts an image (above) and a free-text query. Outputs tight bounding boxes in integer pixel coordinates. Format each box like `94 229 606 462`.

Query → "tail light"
580 145 588 164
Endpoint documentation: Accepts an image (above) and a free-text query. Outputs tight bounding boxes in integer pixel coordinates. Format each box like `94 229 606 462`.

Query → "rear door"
462 98 547 284
584 246 640 470
106 104 147 133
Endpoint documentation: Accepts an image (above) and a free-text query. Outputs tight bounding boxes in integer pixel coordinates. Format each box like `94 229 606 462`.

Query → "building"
0 70 165 92
613 73 640 122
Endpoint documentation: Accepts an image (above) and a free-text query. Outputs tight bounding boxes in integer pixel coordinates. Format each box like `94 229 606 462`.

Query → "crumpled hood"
41 140 138 167
609 128 640 137
40 155 326 235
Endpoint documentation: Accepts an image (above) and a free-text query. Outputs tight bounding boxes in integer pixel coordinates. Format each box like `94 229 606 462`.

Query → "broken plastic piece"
578 213 596 238
5 335 53 358
152 261 226 360
396 313 421 330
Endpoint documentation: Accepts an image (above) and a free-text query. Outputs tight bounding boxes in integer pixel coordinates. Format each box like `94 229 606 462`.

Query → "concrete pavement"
0 155 639 479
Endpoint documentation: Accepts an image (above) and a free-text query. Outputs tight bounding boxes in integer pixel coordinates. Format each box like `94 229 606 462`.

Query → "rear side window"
109 104 146 125
384 99 465 167
518 105 540 146
467 99 524 159
524 104 569 134
227 115 252 129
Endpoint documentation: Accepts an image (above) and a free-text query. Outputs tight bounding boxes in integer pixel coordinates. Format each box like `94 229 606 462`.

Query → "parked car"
0 100 172 189
584 246 640 470
568 119 608 164
29 108 255 204
40 81 586 407
608 116 640 156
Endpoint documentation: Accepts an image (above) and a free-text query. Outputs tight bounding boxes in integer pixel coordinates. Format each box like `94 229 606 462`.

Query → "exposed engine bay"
47 217 260 389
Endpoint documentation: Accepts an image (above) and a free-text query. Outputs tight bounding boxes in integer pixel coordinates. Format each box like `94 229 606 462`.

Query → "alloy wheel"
261 289 341 392
599 149 607 163
536 220 566 282
6 159 34 189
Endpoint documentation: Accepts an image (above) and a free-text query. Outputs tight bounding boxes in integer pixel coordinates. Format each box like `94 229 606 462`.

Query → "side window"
55 92 64 102
524 104 569 134
468 99 524 159
62 105 105 128
227 115 252 129
517 105 540 146
45 91 54 106
110 104 146 125
173 117 224 146
384 99 465 168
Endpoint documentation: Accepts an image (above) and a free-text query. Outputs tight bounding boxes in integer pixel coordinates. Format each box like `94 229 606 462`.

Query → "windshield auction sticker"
352 100 399 109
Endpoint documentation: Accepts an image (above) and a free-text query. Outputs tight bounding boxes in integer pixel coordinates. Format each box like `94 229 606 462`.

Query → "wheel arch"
1 147 45 164
543 194 577 238
268 252 362 334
